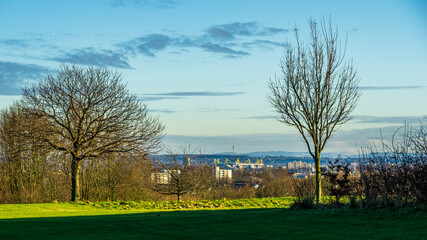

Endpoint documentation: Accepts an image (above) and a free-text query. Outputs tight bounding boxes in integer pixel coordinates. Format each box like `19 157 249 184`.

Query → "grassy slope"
0 199 426 240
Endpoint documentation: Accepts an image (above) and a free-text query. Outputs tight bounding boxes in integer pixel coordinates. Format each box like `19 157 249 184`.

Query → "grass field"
0 198 426 239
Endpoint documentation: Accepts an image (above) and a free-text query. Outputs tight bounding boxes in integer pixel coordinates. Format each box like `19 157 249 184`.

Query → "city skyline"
1 0 426 154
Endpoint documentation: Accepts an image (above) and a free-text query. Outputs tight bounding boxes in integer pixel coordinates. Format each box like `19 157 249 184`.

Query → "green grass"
0 198 426 239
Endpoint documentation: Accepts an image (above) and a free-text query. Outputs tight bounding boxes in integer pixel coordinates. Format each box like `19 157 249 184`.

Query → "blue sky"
1 0 426 154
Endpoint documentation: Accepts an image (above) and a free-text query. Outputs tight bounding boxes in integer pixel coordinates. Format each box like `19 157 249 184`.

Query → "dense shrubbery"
356 125 427 208
291 124 427 209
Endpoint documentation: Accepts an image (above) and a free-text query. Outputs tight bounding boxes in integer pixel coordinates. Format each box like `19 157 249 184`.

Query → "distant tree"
257 167 293 198
21 64 164 201
267 19 361 203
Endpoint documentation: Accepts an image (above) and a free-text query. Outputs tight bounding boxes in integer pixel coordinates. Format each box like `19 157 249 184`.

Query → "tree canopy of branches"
21 64 164 201
267 19 361 203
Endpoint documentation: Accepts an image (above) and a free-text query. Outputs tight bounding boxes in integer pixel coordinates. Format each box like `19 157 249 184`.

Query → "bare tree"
267 19 361 203
21 64 164 201
151 146 213 202
0 104 52 203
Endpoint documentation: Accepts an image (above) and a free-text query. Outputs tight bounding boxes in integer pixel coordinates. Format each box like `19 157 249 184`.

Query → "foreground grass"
0 198 426 239
0 198 294 219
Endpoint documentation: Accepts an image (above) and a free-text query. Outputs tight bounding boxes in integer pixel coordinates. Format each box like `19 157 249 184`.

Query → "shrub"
290 196 315 209
349 196 359 209
324 159 353 207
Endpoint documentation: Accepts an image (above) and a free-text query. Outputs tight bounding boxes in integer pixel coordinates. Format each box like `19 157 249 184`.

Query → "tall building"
214 166 232 180
151 169 181 184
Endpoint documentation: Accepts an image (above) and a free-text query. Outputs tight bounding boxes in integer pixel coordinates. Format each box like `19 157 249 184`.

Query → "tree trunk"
314 149 322 204
71 158 81 202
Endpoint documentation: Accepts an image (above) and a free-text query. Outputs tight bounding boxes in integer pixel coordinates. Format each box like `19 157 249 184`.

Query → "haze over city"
1 0 426 154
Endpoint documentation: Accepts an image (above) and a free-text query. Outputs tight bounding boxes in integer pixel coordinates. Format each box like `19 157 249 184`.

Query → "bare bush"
324 159 353 206
358 123 427 207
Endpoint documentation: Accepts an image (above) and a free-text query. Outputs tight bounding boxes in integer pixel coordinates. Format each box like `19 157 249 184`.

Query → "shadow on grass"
0 208 425 240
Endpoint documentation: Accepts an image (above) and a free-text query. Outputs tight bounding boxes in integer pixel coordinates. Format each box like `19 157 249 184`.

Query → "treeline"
1 101 426 206
1 115 426 205
0 64 425 206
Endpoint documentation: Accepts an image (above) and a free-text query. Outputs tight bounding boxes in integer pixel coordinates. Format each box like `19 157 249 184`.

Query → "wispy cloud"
246 114 427 124
199 43 249 56
145 91 245 97
360 86 424 91
138 96 183 101
120 34 171 57
206 22 289 40
350 115 426 124
0 39 29 48
138 91 245 101
117 22 287 59
244 115 276 120
50 48 131 69
38 22 287 68
110 0 176 8
242 40 282 49
347 27 360 34
197 107 237 112
0 61 50 95
148 108 175 114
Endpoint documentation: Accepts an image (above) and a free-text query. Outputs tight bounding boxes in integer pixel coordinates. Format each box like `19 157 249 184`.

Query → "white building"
214 166 233 180
287 161 314 171
151 169 181 184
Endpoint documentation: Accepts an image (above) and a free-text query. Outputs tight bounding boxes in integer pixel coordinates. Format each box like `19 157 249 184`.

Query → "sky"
0 0 426 154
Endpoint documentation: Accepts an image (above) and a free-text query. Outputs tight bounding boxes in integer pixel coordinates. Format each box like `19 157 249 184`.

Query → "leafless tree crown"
22 64 164 159
19 64 164 201
268 19 361 157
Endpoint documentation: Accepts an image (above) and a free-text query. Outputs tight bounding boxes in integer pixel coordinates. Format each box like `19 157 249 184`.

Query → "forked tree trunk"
71 158 81 202
314 149 322 204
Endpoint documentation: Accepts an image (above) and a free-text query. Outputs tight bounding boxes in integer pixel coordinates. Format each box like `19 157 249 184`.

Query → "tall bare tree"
21 64 164 201
267 19 361 203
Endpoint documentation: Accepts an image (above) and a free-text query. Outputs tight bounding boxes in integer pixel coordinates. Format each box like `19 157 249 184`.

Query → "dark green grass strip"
0 208 425 240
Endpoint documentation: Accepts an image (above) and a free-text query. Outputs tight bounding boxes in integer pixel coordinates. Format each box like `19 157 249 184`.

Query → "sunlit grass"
0 198 425 239
0 197 294 219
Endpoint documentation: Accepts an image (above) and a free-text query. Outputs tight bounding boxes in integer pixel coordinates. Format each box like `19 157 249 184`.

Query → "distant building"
213 158 264 169
214 165 233 180
234 162 264 169
151 169 181 184
291 172 306 179
287 161 314 171
184 157 191 167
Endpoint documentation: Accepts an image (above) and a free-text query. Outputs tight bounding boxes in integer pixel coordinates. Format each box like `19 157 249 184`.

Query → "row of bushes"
294 125 427 209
